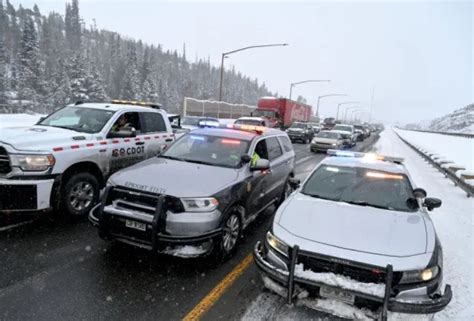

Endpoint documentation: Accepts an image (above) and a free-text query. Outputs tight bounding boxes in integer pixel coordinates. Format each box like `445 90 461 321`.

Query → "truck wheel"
61 172 99 219
215 207 242 261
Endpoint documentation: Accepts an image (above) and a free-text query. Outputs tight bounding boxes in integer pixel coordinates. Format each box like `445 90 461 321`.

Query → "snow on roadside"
0 113 44 129
374 129 474 320
395 128 474 173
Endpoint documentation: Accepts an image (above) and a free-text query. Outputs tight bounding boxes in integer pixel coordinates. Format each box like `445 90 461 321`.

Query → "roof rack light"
326 149 404 164
110 100 161 109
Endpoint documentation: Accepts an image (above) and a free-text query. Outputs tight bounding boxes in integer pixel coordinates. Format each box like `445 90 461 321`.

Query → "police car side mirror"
289 177 300 189
241 154 251 164
424 198 442 211
413 188 427 199
108 127 136 138
250 159 270 171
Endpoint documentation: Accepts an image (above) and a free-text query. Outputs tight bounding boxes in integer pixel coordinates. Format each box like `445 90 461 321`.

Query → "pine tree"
121 43 140 100
17 16 44 106
0 34 7 105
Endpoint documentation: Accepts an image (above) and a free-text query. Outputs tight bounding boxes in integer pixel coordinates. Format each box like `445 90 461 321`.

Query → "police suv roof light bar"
326 149 404 164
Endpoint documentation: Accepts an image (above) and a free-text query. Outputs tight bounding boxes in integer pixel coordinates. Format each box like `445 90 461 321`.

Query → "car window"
278 135 293 152
266 137 283 160
110 112 141 133
302 165 416 212
253 139 269 160
141 112 166 133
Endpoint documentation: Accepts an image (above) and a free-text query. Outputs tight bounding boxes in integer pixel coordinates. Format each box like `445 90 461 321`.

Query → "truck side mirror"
289 177 300 189
413 188 427 199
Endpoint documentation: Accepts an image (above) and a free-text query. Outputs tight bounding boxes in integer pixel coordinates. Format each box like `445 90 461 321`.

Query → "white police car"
0 100 175 219
254 150 451 320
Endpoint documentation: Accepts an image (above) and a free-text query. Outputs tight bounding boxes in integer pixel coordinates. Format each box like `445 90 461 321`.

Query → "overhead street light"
316 94 347 116
343 106 363 122
218 43 289 101
336 101 359 120
352 109 369 122
288 79 330 101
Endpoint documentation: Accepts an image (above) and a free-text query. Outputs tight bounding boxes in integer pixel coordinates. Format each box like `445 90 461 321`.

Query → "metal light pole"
344 106 363 122
352 110 369 122
336 101 359 120
316 94 347 116
218 43 289 101
288 79 330 101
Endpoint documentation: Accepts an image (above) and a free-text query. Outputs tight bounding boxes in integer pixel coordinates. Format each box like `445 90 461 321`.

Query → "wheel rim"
222 214 240 252
68 181 94 212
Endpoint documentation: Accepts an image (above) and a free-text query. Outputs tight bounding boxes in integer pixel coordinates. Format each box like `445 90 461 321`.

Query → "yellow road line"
182 253 254 321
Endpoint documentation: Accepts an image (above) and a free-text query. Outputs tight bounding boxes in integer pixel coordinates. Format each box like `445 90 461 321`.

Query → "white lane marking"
0 220 36 232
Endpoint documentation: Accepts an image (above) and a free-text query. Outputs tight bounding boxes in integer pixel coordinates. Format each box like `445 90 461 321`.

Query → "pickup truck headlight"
181 197 219 212
10 154 55 171
266 231 289 257
399 266 439 284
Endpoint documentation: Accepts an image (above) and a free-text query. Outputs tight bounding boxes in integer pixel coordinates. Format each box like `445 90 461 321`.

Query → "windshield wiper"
49 125 83 133
159 155 187 161
185 159 217 166
301 192 336 201
342 200 391 210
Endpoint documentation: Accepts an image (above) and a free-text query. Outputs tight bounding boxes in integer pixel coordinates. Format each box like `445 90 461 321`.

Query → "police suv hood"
274 193 435 270
109 157 240 197
0 126 91 151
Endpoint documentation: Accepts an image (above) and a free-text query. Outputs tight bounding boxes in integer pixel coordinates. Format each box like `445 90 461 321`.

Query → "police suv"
89 124 295 259
254 150 451 320
0 101 175 219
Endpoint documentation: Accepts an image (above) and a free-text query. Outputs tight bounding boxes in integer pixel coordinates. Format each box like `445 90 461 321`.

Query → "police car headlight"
266 231 289 257
11 154 55 171
399 266 439 284
181 198 219 212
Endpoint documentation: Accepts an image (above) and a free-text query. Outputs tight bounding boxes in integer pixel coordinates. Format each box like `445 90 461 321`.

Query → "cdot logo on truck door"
112 146 145 157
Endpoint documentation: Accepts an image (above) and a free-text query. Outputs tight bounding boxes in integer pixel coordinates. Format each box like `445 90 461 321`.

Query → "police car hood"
276 193 429 258
109 157 239 197
0 126 90 151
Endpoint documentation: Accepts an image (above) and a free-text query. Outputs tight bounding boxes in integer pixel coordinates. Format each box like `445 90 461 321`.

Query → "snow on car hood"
109 157 240 198
0 126 91 151
276 193 428 257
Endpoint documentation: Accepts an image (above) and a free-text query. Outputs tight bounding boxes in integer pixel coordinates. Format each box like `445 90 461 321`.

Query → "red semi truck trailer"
253 97 312 128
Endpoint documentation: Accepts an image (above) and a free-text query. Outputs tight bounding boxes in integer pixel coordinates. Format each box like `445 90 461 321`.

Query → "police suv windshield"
39 106 115 133
302 165 416 212
161 133 250 168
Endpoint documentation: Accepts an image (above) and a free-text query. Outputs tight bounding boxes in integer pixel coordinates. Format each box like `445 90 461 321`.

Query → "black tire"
61 172 100 220
215 207 242 261
278 178 292 205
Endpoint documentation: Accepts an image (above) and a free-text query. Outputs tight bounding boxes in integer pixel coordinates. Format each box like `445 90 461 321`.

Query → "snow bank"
294 264 386 298
0 113 44 129
374 129 474 320
395 128 474 173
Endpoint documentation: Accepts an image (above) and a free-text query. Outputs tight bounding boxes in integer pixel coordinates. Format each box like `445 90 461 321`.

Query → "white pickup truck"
0 101 175 219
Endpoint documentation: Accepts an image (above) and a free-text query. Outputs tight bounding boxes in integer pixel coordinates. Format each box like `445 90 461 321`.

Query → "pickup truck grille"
0 146 11 174
298 254 402 285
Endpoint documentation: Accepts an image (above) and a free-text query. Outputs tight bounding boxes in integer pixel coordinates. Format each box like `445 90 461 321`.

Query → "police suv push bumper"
89 186 223 252
253 242 452 320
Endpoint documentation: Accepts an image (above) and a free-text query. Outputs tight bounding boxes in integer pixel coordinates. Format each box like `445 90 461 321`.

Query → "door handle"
136 142 145 146
165 138 173 142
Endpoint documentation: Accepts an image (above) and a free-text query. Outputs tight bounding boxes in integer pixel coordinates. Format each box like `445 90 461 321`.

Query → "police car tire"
215 207 242 260
278 178 292 205
61 172 100 219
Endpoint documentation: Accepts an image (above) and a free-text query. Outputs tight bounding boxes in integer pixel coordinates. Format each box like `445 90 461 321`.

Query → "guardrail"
396 127 474 139
394 131 474 198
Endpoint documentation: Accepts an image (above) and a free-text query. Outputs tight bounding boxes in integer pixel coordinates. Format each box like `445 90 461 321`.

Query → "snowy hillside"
428 104 474 133
405 104 474 133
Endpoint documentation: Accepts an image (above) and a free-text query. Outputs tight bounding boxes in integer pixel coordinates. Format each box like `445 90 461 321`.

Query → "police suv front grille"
298 254 402 285
0 146 11 174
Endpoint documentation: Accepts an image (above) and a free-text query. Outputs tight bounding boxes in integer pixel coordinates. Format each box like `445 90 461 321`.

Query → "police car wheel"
62 173 99 218
217 209 242 259
279 179 292 204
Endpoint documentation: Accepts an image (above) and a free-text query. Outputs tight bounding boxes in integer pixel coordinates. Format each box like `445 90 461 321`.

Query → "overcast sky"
13 0 473 123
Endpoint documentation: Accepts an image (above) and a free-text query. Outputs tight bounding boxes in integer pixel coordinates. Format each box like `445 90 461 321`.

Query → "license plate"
319 286 355 304
125 220 146 231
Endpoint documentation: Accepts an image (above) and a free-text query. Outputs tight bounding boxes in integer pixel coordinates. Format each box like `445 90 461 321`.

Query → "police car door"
139 111 172 158
265 136 288 202
246 138 272 216
107 111 146 173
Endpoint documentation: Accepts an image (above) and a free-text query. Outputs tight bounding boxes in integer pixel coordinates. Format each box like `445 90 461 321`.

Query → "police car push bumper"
254 243 452 317
0 177 55 211
89 187 223 252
